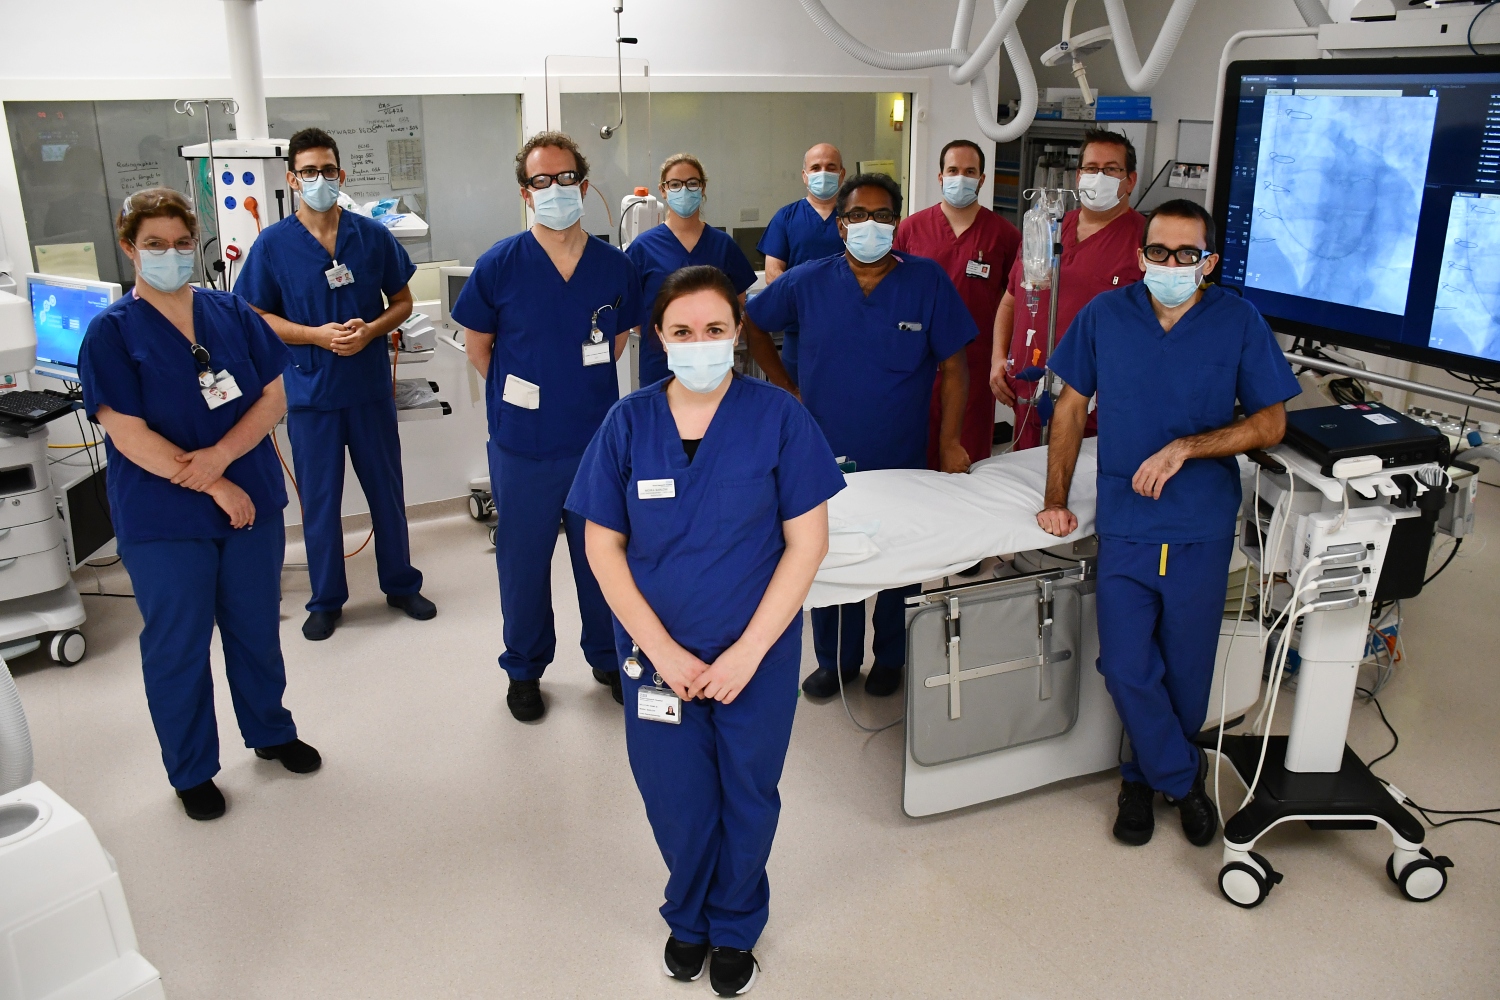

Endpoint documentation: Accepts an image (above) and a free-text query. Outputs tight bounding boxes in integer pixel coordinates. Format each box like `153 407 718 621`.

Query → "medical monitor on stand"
1212 55 1500 380
25 273 120 383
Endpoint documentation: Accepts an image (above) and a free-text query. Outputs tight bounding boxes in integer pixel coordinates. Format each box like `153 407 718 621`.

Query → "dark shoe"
1168 748 1219 847
302 609 341 641
801 666 859 699
507 679 545 722
864 663 903 697
1113 778 1155 846
176 779 226 821
592 667 613 686
254 739 322 773
709 946 759 997
387 591 437 620
662 935 709 982
592 667 625 705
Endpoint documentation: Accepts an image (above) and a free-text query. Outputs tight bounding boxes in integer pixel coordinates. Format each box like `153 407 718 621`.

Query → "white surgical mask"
942 175 980 209
844 220 894 264
1077 172 1122 212
1142 261 1204 308
135 247 196 293
807 171 840 199
530 183 585 231
666 338 735 393
299 175 339 213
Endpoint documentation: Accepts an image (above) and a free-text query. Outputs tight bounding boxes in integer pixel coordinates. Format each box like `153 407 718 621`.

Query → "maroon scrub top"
894 203 1021 467
1005 207 1146 450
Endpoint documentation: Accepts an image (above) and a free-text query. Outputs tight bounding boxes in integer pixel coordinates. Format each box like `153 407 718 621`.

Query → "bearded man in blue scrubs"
452 131 642 723
236 127 435 642
1039 200 1301 849
756 143 848 384
746 173 978 700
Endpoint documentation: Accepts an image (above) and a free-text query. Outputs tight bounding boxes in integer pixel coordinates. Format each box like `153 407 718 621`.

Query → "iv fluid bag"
1021 197 1053 289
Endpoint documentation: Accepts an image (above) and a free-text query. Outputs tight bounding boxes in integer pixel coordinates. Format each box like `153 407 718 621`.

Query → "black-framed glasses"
663 178 703 192
136 237 198 255
526 171 582 190
1080 165 1129 178
841 208 899 225
294 165 341 181
1143 244 1207 265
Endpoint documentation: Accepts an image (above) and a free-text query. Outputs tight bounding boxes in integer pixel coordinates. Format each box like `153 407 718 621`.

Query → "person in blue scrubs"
567 266 842 996
745 173 978 700
235 127 436 642
452 131 642 723
80 188 320 821
626 153 757 387
756 143 847 384
1039 200 1300 848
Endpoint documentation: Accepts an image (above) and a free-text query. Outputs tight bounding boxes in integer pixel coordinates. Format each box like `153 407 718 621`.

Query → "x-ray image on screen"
1243 92 1438 316
1430 192 1500 362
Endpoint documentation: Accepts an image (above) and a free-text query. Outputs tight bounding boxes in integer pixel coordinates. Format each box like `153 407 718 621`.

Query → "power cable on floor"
1357 687 1500 830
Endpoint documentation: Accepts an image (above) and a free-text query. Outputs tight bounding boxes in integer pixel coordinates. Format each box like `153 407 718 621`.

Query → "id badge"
637 478 675 499
965 259 991 279
324 261 355 289
638 686 682 725
201 370 243 410
582 340 611 366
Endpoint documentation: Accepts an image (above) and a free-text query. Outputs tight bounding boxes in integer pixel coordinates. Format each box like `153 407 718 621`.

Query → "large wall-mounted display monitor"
26 273 120 382
1213 56 1500 380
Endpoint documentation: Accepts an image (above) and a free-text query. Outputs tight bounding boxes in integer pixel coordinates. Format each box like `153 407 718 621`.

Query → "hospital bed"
812 441 1263 817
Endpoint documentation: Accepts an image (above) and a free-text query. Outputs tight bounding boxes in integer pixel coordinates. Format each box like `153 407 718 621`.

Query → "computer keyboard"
0 390 79 423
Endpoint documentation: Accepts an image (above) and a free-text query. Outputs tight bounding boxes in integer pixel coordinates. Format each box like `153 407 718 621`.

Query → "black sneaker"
302 609 341 641
662 936 709 982
709 946 759 996
592 668 613 686
1167 748 1219 847
801 666 858 699
864 663 902 697
507 679 545 722
387 591 437 620
1113 778 1155 846
607 671 623 705
176 779 226 821
254 739 322 774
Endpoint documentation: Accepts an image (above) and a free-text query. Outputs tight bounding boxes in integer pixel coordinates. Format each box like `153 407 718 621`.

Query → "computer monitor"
26 273 120 382
437 265 473 332
1212 55 1500 380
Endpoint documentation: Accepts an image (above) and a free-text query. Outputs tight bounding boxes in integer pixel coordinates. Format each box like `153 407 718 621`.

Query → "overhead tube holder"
221 0 269 141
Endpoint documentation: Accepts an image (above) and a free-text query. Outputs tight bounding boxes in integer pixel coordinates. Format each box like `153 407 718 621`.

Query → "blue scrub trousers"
811 584 920 675
118 519 297 790
287 398 422 613
623 639 800 950
1095 535 1234 799
488 440 616 680
780 330 800 386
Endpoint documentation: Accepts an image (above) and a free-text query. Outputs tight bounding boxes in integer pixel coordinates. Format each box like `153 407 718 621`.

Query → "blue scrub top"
745 253 978 472
1049 283 1301 543
757 198 844 268
565 375 844 662
232 210 416 411
626 223 757 381
79 289 291 543
452 231 642 460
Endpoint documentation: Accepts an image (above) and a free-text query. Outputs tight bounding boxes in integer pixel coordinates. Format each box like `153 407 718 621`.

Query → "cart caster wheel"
1388 848 1452 902
49 629 86 666
1219 851 1282 908
487 524 497 547
468 492 493 521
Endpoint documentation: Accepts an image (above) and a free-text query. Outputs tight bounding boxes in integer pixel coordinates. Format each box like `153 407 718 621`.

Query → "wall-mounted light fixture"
891 95 905 131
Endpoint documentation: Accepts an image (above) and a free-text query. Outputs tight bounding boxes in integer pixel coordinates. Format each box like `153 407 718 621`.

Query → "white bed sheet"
808 440 1098 608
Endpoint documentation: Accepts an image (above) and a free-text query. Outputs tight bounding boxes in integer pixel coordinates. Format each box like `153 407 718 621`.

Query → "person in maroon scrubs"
894 139 1021 468
990 129 1146 451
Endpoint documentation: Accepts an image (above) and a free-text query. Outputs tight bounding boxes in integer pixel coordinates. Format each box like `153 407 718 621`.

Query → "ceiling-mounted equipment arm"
600 2 637 140
1099 0 1197 92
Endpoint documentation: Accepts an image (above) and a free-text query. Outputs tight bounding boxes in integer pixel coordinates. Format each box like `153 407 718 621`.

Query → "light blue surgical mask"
666 186 702 218
530 182 585 231
666 337 736 393
844 220 895 264
807 170 840 199
135 248 195 293
298 175 339 213
942 175 980 209
1142 261 1204 308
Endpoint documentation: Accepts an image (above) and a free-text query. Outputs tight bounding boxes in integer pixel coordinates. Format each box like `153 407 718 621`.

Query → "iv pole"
173 98 237 289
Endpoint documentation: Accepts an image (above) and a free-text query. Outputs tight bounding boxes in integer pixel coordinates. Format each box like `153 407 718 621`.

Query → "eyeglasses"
1079 166 1128 178
294 165 341 181
841 208 899 225
136 237 198 255
1142 244 1207 265
525 171 582 190
663 178 703 192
